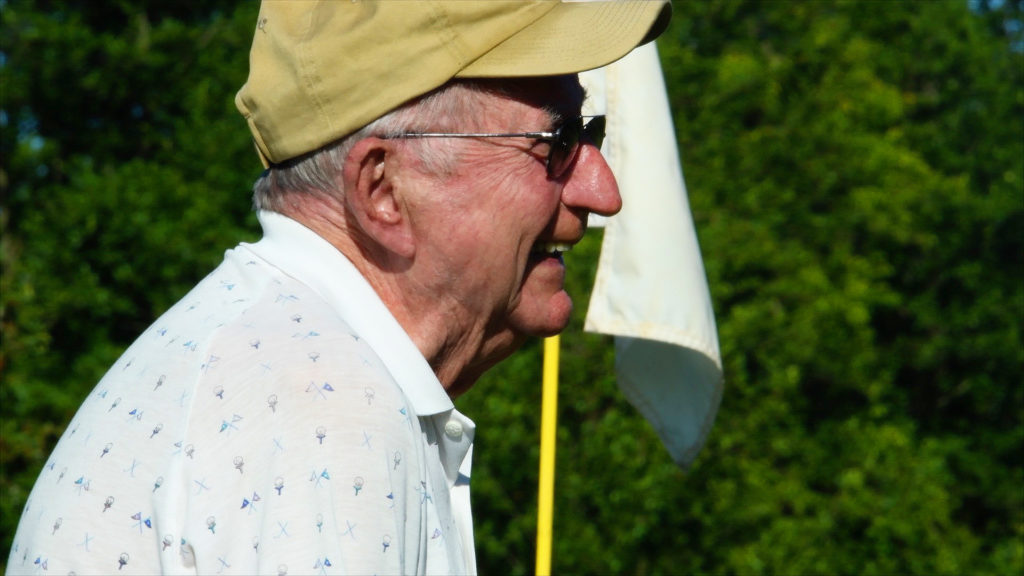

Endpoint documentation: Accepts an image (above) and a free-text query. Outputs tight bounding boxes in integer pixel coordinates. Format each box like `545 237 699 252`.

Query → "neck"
281 199 510 398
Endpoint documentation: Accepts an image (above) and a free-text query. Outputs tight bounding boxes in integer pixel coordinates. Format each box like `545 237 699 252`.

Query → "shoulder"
7 247 420 575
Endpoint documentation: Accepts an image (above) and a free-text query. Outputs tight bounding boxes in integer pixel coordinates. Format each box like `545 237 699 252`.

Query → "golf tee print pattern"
8 212 476 575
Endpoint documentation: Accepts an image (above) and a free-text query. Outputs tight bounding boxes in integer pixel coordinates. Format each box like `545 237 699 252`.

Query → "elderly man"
8 1 671 574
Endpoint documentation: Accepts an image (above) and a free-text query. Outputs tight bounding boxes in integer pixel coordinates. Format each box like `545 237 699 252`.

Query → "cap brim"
457 0 671 78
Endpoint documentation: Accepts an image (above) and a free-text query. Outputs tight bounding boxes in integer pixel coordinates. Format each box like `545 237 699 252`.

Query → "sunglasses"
387 115 606 179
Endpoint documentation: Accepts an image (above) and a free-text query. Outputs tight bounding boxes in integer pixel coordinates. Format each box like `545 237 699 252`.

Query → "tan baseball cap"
235 0 672 166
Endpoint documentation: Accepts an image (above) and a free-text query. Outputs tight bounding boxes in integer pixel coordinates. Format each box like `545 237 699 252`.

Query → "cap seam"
429 2 467 70
298 0 334 143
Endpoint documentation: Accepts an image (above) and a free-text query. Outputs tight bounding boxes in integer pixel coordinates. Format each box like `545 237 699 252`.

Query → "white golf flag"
581 43 723 469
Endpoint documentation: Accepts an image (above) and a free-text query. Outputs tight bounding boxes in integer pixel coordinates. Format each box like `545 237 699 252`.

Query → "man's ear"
342 138 415 259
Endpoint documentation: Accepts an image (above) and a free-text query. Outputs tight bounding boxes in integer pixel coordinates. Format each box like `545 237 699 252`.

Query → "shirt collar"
244 210 454 416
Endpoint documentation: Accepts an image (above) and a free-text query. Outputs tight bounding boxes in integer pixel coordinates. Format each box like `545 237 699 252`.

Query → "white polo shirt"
8 211 476 575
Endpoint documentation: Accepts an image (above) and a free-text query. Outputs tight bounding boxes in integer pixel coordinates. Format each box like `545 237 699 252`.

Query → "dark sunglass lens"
548 117 583 178
584 116 606 149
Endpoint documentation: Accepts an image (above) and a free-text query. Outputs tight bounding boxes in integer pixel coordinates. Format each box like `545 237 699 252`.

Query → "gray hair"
252 80 500 213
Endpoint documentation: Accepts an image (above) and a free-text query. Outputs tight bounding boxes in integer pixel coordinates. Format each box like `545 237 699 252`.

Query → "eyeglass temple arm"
391 131 555 139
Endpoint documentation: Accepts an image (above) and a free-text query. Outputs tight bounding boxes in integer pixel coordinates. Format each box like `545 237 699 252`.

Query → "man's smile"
530 242 573 261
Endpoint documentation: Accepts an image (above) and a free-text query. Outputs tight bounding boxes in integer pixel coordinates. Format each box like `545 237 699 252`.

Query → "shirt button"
444 420 463 440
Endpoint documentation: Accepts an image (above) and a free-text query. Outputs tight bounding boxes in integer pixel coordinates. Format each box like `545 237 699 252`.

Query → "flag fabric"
580 43 723 469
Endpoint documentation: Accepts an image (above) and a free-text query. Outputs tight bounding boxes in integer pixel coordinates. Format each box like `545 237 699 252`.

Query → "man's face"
401 75 622 358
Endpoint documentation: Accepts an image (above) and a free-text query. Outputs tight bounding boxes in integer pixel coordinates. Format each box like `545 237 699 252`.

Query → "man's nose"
561 142 623 217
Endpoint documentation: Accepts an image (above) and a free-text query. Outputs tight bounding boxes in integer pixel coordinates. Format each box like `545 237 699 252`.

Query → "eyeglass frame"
384 115 606 179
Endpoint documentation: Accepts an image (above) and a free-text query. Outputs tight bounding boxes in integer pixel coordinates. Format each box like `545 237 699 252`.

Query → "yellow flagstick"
536 334 560 576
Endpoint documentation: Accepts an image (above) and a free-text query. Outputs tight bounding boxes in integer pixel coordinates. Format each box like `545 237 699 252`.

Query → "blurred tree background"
2 0 1021 574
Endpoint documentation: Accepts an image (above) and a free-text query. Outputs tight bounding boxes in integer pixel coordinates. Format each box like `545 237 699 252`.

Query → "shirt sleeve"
6 253 441 576
171 291 424 575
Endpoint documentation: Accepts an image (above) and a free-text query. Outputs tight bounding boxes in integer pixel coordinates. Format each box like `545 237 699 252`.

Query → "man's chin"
510 290 574 339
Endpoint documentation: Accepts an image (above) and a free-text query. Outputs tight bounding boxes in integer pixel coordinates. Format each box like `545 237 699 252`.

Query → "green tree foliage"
2 1 1021 574
644 0 1018 573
